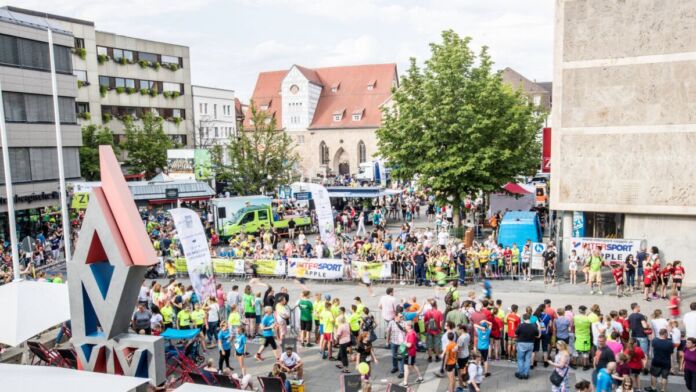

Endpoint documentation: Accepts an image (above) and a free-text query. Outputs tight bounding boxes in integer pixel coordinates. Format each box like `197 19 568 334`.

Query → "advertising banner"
531 242 546 270
175 258 245 275
169 208 216 300
71 192 90 209
542 127 551 173
194 149 213 180
167 149 195 180
353 262 392 279
287 258 344 280
572 211 585 237
571 237 645 264
254 259 286 276
293 182 335 247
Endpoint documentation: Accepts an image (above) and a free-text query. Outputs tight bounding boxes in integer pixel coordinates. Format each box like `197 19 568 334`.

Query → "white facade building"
192 86 236 161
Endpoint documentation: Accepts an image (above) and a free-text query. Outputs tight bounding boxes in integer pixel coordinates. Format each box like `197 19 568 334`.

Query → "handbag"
397 343 408 359
550 366 569 387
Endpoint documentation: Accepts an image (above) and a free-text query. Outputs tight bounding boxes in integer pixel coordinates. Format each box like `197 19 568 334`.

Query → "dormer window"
331 82 341 93
258 99 271 111
333 108 345 122
367 80 376 90
352 108 364 121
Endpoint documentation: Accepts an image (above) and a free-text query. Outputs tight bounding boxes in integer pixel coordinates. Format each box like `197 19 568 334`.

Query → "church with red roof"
244 63 398 180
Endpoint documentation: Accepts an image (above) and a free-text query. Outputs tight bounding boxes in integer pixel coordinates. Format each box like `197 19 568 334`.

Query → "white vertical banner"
169 208 216 301
293 182 335 248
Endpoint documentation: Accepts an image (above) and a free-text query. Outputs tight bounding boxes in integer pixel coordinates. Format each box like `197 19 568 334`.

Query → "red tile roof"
244 63 397 130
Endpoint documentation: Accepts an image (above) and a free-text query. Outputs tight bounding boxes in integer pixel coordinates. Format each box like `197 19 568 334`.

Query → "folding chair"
340 373 362 392
386 383 412 392
56 348 78 368
27 341 68 367
257 376 288 392
185 371 214 385
216 375 241 389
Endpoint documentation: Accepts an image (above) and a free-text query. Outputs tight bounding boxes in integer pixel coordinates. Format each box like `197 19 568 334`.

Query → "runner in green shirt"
587 249 605 295
313 293 325 344
242 286 256 337
349 305 362 334
297 290 313 347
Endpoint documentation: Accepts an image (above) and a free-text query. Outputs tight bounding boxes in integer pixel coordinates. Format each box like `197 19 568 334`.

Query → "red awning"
502 182 531 195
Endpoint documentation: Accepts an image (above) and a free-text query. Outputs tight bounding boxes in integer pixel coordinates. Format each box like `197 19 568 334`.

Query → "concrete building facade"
552 0 696 271
5 6 194 148
245 63 398 180
191 85 236 162
0 9 81 223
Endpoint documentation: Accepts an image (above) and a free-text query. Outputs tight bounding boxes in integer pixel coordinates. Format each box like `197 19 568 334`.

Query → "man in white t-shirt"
226 285 240 316
685 302 696 338
437 230 449 250
138 282 149 306
278 346 303 378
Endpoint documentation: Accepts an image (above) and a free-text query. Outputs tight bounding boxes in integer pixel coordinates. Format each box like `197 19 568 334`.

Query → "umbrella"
0 280 70 346
0 363 149 392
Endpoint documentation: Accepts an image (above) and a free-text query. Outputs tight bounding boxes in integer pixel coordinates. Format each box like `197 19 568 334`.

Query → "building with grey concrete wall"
4 6 194 149
0 8 81 225
552 0 696 272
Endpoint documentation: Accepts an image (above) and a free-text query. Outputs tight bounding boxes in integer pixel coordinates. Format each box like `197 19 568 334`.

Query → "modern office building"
553 0 696 269
4 6 194 149
0 9 81 234
191 85 236 162
245 63 398 180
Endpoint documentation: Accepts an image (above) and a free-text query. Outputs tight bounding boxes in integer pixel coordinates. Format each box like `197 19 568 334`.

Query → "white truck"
355 161 390 185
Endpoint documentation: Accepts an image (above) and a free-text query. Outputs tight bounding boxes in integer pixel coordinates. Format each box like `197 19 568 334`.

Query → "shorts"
405 355 416 366
263 336 277 349
426 333 442 350
457 357 469 369
506 334 517 344
479 348 489 362
300 320 312 332
445 364 456 372
644 278 652 286
589 270 602 284
674 278 683 286
315 320 321 331
575 335 591 353
650 365 670 379
245 312 255 319
235 350 244 357
322 332 333 342
534 335 550 352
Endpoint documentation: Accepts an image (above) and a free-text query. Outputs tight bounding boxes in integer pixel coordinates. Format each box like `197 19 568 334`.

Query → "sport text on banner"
287 258 344 280
571 237 645 264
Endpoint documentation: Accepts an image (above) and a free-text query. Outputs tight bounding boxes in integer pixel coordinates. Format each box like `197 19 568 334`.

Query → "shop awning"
326 186 402 199
502 182 532 195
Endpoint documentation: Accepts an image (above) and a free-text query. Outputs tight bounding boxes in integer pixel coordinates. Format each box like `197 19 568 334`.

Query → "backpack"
427 314 440 333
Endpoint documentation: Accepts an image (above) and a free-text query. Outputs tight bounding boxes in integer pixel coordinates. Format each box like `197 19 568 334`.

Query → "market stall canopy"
128 180 215 202
502 182 532 195
325 186 402 199
0 280 69 346
0 364 149 392
175 383 245 392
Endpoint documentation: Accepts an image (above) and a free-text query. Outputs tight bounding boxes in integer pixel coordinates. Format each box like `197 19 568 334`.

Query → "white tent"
0 364 149 391
0 280 70 346
175 383 245 392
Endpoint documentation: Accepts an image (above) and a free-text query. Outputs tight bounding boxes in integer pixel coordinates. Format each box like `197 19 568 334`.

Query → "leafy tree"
80 124 117 180
121 112 172 178
214 102 300 195
377 30 543 227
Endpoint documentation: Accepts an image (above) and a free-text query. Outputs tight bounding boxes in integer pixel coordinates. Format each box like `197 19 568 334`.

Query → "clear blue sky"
16 0 554 101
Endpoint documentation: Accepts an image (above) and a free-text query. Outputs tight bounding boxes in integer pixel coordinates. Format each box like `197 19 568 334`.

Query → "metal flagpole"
0 80 21 281
47 28 71 263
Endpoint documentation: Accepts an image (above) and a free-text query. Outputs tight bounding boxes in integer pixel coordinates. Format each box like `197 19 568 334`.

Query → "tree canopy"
214 103 300 195
377 30 543 225
79 124 117 181
121 113 173 178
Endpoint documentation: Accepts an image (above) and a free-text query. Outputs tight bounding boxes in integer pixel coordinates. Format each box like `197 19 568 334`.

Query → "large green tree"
377 30 543 227
214 102 300 195
122 113 173 178
80 124 117 180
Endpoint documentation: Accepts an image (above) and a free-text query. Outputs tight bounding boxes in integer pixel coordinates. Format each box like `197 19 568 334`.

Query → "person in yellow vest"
161 300 175 330
228 304 242 337
313 293 324 344
320 300 335 360
331 298 342 319
177 302 192 330
354 297 365 317
191 303 206 330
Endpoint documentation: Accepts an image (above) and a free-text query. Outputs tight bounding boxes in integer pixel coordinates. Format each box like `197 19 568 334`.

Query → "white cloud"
318 35 380 66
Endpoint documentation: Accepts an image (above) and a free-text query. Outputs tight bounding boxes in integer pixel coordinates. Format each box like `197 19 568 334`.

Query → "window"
76 102 90 114
163 82 180 92
74 37 85 49
0 148 31 183
533 94 542 106
97 46 108 56
258 209 269 222
297 135 304 144
333 114 342 121
140 80 155 90
358 140 366 163
24 94 53 123
204 103 208 114
582 212 625 238
138 52 158 63
17 38 49 70
367 80 376 90
125 79 135 89
53 45 72 73
352 114 361 121
172 109 182 118
240 212 255 225
214 127 219 138
99 76 110 87
0 35 70 73
58 97 76 123
114 78 125 88
2 92 25 122
320 141 329 165
161 55 179 65
213 104 217 118
74 70 87 83
0 34 18 65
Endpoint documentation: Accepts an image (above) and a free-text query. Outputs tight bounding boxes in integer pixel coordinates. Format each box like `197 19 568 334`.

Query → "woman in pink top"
216 283 225 309
607 331 624 356
335 316 352 373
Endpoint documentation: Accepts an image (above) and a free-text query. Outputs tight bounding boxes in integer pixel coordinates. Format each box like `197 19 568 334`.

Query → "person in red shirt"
423 301 444 363
490 307 504 361
651 261 661 299
643 262 654 301
672 260 685 298
660 262 673 299
505 305 521 361
402 321 423 386
612 264 625 297
668 287 681 319
624 338 647 391
617 309 630 344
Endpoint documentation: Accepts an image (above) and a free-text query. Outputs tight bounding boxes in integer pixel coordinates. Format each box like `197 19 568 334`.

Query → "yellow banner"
71 192 90 209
